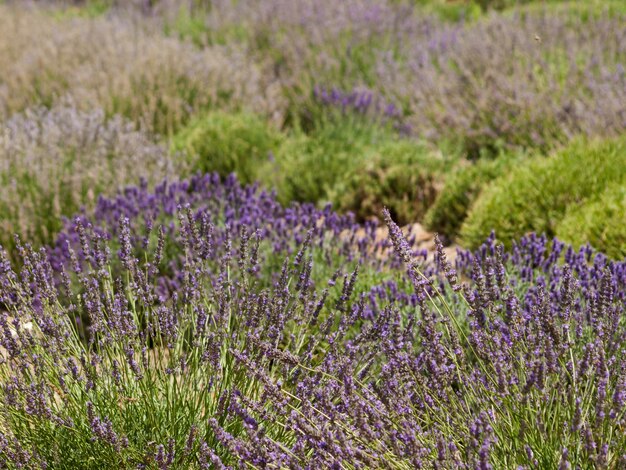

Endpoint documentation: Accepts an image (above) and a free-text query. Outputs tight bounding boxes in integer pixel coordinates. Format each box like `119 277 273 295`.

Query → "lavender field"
1 0 626 468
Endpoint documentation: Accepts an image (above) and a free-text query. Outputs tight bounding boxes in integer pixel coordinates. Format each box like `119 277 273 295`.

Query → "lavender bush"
2 176 626 466
181 0 626 154
0 104 177 254
305 86 407 134
376 11 626 155
2 3 626 465
0 5 279 134
4 2 626 155
47 173 403 302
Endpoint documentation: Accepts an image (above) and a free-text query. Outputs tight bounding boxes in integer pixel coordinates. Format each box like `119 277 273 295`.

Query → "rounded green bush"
334 139 448 224
556 183 626 259
459 138 626 249
424 153 519 241
267 120 393 206
268 133 352 205
172 111 284 184
266 119 451 221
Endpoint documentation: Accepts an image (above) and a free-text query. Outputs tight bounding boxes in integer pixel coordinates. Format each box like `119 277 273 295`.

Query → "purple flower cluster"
313 86 402 119
312 86 410 135
455 231 626 311
47 173 394 299
2 177 626 468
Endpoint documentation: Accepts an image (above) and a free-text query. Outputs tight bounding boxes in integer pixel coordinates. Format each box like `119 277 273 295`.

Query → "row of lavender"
2 3 626 150
1 174 625 468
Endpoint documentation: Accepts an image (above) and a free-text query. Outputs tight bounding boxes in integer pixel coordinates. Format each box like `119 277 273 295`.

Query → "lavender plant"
380 10 626 155
1 2 626 465
0 5 278 134
0 197 404 468
0 104 176 255
3 190 626 467
303 86 407 134
47 173 394 300
190 0 626 154
4 1 626 155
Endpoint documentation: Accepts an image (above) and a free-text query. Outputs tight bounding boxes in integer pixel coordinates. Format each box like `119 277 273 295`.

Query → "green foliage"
514 0 626 19
0 170 61 254
265 118 387 205
460 138 626 248
263 117 450 221
410 0 484 21
424 153 521 241
172 111 284 185
162 4 249 46
163 5 209 45
49 0 110 19
473 0 573 12
556 183 626 259
335 139 447 224
170 97 453 225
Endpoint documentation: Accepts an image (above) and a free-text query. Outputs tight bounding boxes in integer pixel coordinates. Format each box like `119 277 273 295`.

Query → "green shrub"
162 4 250 46
556 183 626 259
415 1 483 22
459 138 626 248
49 1 110 19
267 119 390 205
424 153 521 241
172 111 284 185
515 0 626 19
334 139 448 224
163 4 209 45
266 118 450 221
263 133 334 205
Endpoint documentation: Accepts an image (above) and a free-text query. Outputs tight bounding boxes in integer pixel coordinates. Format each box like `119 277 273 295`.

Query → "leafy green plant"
424 152 521 241
163 4 209 45
460 138 626 248
335 139 448 224
264 114 450 222
556 183 626 259
266 117 388 205
172 111 284 184
412 0 483 22
514 0 626 19
49 0 110 19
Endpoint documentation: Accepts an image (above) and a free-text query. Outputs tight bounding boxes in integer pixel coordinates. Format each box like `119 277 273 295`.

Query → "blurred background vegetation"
1 0 625 258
